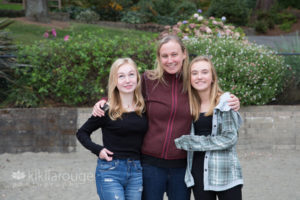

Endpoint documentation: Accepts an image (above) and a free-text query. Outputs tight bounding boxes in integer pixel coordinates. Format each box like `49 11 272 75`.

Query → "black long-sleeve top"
76 112 148 160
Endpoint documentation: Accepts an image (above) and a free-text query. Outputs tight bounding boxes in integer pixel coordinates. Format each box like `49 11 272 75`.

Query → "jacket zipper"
161 75 178 159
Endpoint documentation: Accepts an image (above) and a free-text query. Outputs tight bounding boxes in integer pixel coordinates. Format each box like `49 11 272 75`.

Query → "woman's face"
190 61 213 92
116 63 137 95
159 40 186 74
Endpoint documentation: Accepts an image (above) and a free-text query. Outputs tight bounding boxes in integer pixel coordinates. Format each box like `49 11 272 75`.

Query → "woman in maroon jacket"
92 35 239 200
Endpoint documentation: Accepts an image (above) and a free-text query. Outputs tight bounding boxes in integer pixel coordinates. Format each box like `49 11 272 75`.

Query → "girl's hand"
228 94 240 111
92 100 107 117
99 148 114 161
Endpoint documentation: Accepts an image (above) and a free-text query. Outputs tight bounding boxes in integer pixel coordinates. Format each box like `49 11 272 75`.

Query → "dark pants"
192 184 242 200
142 163 190 200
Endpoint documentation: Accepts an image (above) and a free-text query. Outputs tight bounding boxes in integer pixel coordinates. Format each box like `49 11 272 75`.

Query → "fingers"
99 148 114 161
99 100 106 108
228 94 240 111
92 101 105 117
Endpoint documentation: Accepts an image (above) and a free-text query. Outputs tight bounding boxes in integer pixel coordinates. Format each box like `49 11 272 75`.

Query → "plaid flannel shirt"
175 92 243 191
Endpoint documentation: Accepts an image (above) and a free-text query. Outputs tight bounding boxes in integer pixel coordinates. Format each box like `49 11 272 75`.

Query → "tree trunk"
255 0 277 11
25 0 50 23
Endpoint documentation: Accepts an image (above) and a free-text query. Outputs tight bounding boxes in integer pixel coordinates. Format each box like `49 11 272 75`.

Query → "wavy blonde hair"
107 58 145 120
146 35 190 92
188 56 223 120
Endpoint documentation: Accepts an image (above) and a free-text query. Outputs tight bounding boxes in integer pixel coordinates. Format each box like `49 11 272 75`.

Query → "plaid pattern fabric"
174 92 243 191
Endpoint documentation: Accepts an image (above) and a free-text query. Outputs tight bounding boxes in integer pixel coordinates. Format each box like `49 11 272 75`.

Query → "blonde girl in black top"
76 58 148 200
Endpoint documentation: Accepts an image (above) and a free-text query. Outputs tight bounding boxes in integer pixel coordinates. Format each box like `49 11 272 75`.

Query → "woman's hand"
92 100 107 117
228 94 240 111
99 148 114 161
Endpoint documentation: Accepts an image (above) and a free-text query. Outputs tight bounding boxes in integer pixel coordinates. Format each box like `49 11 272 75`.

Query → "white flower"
183 36 189 40
221 16 226 22
197 16 203 21
193 13 199 18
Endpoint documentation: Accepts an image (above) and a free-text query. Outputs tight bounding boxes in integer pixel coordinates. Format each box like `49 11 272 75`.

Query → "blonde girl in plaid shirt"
175 56 243 200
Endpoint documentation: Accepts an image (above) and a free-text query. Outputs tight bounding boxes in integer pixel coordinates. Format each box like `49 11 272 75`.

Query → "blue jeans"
95 159 143 200
142 163 190 200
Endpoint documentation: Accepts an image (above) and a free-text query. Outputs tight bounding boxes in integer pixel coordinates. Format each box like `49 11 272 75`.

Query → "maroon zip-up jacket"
141 71 192 160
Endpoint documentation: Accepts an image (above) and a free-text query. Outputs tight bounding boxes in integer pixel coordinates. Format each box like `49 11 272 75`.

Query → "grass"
4 20 158 45
0 0 23 10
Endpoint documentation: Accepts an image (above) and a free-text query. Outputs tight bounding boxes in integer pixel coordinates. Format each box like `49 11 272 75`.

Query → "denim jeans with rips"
95 158 143 200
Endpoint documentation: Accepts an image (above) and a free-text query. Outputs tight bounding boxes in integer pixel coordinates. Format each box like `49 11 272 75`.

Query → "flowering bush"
184 37 288 105
160 11 245 40
10 31 155 107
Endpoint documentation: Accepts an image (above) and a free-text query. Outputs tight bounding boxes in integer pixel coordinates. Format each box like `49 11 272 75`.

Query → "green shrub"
274 12 297 25
279 21 293 32
8 31 156 107
206 0 250 26
170 1 197 23
184 37 288 105
61 6 86 19
278 0 300 9
121 11 147 24
0 9 24 17
75 9 100 23
254 20 268 33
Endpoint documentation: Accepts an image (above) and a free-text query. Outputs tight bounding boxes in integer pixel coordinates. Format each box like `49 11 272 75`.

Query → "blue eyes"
118 73 135 79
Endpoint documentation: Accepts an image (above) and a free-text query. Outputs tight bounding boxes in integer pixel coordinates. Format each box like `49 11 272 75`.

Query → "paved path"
246 32 299 49
1 148 299 200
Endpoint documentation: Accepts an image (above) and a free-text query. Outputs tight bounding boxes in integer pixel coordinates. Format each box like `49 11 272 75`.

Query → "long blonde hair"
188 56 223 120
107 58 145 120
146 35 190 92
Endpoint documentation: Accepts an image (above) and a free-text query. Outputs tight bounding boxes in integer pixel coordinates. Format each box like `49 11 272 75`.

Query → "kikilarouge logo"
11 170 26 180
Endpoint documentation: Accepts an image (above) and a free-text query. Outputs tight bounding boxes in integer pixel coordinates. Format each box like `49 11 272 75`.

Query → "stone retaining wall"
0 108 77 153
0 106 299 154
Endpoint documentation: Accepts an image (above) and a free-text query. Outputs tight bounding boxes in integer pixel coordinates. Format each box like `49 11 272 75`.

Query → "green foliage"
170 1 197 22
254 7 298 33
278 0 300 9
245 0 257 9
75 9 100 23
184 37 287 105
0 0 23 10
0 18 16 104
121 11 147 24
206 0 250 26
61 6 86 19
279 22 293 32
274 12 297 25
119 0 197 25
8 31 156 107
254 20 268 33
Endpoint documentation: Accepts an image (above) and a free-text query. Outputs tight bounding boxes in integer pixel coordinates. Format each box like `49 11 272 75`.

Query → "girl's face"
159 40 186 74
116 64 137 95
190 61 213 92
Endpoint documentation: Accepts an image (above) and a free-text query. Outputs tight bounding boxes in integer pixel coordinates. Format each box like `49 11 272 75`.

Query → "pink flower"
43 32 49 38
52 28 57 37
189 23 196 29
164 25 171 30
199 26 207 32
206 27 212 34
64 35 70 41
177 21 183 26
